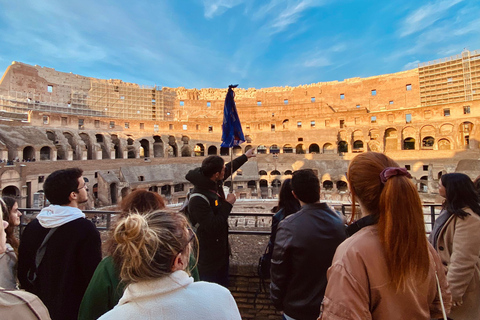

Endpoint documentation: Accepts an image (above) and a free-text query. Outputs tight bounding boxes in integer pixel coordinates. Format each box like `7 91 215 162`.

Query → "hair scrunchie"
380 167 412 184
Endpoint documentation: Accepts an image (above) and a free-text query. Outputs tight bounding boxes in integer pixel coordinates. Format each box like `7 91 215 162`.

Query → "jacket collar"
37 205 85 228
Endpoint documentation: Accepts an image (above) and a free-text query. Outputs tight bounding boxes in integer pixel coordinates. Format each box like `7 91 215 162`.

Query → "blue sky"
0 0 479 89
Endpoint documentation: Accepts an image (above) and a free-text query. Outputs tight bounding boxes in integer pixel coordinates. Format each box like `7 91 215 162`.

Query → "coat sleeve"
428 244 452 318
223 154 248 180
188 195 232 234
320 257 372 319
270 221 292 311
447 214 480 303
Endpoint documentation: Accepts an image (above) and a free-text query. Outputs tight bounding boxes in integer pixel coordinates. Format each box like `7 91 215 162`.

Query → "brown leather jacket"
320 225 451 320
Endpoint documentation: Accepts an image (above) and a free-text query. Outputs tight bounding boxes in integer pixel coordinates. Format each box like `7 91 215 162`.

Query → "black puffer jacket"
185 155 248 274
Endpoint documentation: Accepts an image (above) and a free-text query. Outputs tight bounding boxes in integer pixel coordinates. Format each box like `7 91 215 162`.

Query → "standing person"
321 152 451 320
429 173 480 320
270 169 346 320
17 168 102 320
98 211 242 320
0 197 22 289
185 148 255 287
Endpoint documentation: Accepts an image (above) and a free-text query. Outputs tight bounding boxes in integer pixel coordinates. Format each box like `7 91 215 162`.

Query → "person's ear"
171 252 186 272
291 190 299 200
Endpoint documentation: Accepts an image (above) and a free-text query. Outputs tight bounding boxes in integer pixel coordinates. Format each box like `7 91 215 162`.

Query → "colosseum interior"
1 48 479 319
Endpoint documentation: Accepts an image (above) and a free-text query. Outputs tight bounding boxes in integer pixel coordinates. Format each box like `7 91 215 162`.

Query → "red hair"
348 152 429 291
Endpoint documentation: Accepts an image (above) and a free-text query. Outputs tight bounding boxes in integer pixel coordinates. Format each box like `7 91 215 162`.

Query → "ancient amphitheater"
0 49 479 209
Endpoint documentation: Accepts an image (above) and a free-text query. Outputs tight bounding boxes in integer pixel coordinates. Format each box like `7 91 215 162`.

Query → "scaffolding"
418 49 480 107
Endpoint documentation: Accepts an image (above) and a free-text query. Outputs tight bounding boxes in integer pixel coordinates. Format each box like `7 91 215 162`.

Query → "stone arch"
282 119 289 129
244 145 253 153
181 145 192 157
296 144 305 154
459 121 474 148
440 123 454 135
272 179 281 197
233 146 242 156
46 131 65 160
220 147 229 156
63 132 80 160
79 133 93 160
168 136 178 157
309 143 320 154
270 145 280 154
2 185 20 197
259 179 268 198
323 143 334 154
384 128 398 151
96 134 110 159
110 183 117 205
438 138 451 150
403 137 416 150
259 170 267 176
419 176 428 193
40 146 52 160
207 146 217 155
23 146 35 161
338 141 348 153
336 176 348 192
181 135 190 145
194 144 205 156
153 135 164 158
271 170 281 176
140 139 150 157
283 144 293 153
353 140 364 151
422 136 435 149
111 135 123 159
247 180 256 189
257 145 267 154
121 187 130 199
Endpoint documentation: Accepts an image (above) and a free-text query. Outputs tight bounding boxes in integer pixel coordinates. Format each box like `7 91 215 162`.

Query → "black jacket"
270 202 346 320
18 218 102 320
185 155 248 274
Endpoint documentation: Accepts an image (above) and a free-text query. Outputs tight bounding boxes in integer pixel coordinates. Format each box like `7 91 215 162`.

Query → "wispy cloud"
399 0 463 37
402 60 420 70
202 0 246 19
301 42 346 68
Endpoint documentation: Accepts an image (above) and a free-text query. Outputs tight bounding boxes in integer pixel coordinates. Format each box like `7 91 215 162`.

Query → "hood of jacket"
185 167 217 191
37 204 86 228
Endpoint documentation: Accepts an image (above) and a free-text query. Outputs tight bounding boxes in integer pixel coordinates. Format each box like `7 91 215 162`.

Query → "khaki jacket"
435 208 480 320
320 225 451 320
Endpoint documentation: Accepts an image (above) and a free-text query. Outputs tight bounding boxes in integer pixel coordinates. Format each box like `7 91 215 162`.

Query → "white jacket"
98 270 242 320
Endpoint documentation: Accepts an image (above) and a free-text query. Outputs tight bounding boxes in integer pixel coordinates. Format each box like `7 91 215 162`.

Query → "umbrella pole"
230 147 233 193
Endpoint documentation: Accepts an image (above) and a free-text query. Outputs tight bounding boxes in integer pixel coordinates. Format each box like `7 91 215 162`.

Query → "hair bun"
114 214 147 244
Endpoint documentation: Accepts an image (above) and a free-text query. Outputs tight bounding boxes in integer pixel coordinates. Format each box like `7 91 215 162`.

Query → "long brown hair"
348 152 429 291
1 197 19 251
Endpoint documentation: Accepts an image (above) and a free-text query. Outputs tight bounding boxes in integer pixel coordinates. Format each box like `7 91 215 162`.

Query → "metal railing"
18 203 443 237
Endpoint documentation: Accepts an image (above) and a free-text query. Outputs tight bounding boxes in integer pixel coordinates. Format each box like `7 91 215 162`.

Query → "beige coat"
435 208 480 320
320 225 451 320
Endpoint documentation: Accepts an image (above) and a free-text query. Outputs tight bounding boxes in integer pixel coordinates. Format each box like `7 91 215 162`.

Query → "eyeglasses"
181 228 195 253
77 183 88 192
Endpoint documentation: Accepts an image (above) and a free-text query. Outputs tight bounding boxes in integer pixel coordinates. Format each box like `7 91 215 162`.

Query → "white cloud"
400 0 463 37
202 0 245 19
402 60 420 70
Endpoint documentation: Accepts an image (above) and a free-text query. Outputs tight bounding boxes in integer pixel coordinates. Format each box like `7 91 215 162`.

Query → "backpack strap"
187 193 209 231
27 227 58 285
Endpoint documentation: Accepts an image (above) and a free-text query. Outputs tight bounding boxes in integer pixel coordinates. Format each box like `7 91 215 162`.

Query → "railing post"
430 205 436 230
106 212 111 230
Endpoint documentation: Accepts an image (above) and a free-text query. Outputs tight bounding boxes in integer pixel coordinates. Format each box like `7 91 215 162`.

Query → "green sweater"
78 255 200 320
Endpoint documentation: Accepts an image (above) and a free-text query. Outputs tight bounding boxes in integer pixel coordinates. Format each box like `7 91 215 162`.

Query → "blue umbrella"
221 84 245 148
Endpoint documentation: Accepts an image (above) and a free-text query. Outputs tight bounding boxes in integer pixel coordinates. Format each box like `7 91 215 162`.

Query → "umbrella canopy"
221 84 245 148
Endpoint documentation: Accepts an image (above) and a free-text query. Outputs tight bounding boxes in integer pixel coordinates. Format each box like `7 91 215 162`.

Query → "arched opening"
161 185 171 197
247 180 256 189
283 144 293 153
128 150 136 158
259 170 267 176
272 179 281 197
323 143 334 154
270 145 280 154
422 136 435 149
353 140 364 151
244 145 253 153
296 144 305 154
459 122 473 148
323 180 333 190
419 176 428 193
259 179 268 198
207 146 217 155
95 134 109 159
111 135 123 159
181 145 192 157
336 180 348 192
110 183 117 204
168 136 177 157
23 146 35 161
40 146 51 160
63 132 79 160
121 187 130 199
282 119 289 129
140 139 150 157
403 137 415 150
194 144 205 156
233 146 242 156
309 144 320 154
93 183 98 199
384 128 398 151
2 185 20 197
284 170 293 175
149 186 159 193
257 145 267 154
438 138 451 150
80 133 93 160
127 138 134 146
338 141 348 153
220 147 229 156
271 170 281 175
153 136 164 158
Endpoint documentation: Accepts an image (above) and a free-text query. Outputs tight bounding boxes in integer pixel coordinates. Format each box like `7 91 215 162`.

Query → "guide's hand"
245 148 256 159
226 193 236 205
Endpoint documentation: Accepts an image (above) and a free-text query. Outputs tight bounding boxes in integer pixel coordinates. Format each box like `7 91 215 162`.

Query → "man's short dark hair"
44 168 83 205
201 156 225 178
291 169 320 203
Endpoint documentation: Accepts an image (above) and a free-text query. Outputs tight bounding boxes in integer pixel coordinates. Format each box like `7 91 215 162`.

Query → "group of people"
0 150 479 320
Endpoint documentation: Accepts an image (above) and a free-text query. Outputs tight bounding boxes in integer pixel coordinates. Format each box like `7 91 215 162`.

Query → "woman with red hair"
320 152 451 319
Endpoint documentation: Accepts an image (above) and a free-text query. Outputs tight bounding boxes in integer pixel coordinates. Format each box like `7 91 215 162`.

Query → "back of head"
291 169 320 204
120 189 165 217
201 156 224 178
44 168 83 205
441 173 480 217
348 152 429 291
113 210 192 284
277 178 301 216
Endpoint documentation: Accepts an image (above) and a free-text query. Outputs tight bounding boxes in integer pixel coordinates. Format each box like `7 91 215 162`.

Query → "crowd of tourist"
1 150 479 320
